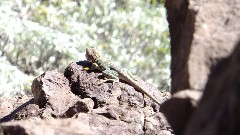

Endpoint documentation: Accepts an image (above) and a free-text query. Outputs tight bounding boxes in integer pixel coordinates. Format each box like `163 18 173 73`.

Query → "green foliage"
0 0 170 97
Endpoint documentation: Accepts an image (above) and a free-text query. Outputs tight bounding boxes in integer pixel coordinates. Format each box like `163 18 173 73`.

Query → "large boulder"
163 0 240 134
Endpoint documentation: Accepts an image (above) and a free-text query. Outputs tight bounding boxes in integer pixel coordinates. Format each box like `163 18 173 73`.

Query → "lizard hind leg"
99 78 119 85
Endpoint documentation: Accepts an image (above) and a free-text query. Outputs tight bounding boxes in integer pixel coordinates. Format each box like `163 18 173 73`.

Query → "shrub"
0 0 170 97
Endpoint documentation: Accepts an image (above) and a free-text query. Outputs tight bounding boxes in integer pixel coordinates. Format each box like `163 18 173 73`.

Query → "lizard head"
85 47 101 62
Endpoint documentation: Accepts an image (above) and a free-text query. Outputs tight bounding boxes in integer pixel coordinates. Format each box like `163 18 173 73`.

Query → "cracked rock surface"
0 61 171 135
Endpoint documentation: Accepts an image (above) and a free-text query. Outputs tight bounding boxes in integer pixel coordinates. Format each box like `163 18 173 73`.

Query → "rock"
165 0 240 134
14 104 40 121
0 119 93 135
167 0 240 93
76 113 144 135
64 61 169 108
0 96 34 122
63 61 171 134
144 112 172 134
184 41 240 135
31 70 92 117
31 70 74 109
161 90 202 135
0 62 171 135
64 98 94 117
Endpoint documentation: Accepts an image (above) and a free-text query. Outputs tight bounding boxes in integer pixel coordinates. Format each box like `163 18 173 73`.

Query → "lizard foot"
98 78 119 85
82 67 90 70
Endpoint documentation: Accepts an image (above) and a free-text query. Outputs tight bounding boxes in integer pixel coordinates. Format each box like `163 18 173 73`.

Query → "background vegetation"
0 0 170 97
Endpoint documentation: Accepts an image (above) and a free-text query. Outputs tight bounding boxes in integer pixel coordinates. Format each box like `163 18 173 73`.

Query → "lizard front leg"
100 69 119 84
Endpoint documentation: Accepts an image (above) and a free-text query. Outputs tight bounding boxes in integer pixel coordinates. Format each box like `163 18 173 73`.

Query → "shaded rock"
166 0 195 93
0 119 93 135
64 98 94 117
14 104 40 121
184 41 240 135
161 90 202 135
0 96 34 122
166 0 240 134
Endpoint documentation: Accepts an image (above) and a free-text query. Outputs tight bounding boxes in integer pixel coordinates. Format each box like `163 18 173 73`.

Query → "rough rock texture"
0 61 171 135
0 96 34 122
185 41 240 135
31 70 92 117
163 0 240 135
64 61 171 134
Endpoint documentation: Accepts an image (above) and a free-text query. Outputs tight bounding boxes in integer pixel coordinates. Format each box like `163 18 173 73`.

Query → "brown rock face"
0 61 171 135
163 0 240 135
168 0 240 93
31 70 77 115
166 0 195 93
185 41 240 135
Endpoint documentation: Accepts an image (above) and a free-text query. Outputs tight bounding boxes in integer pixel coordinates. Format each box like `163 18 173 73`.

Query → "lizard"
84 47 162 105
